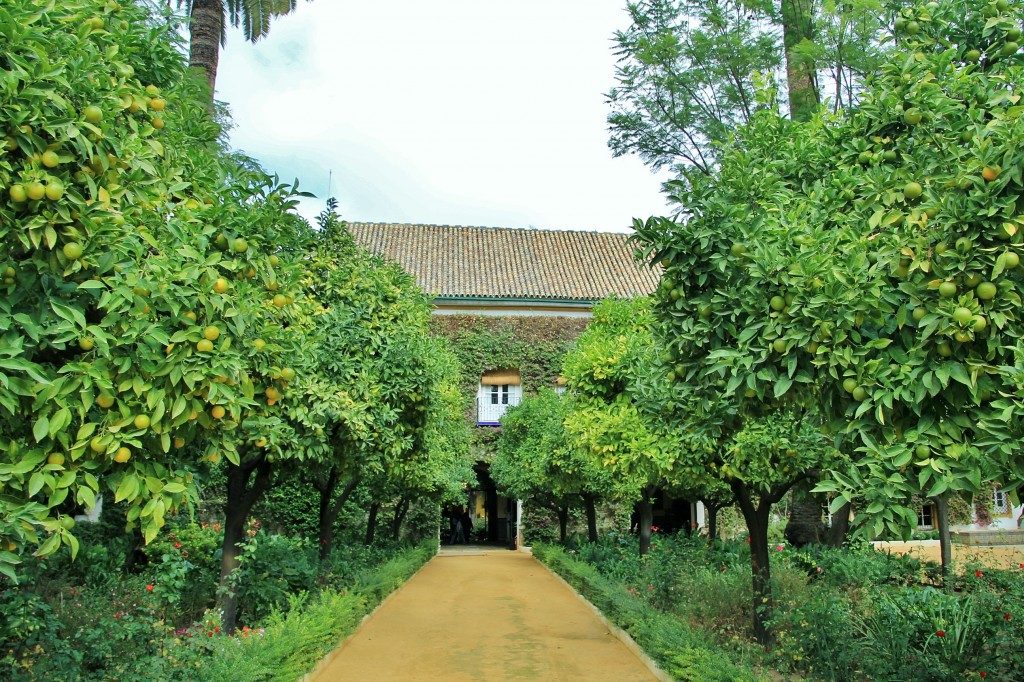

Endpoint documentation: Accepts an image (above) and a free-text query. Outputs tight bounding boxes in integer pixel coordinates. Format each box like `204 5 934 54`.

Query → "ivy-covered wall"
429 314 589 453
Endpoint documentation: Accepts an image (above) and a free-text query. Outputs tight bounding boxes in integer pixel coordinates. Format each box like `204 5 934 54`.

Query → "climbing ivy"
429 315 588 452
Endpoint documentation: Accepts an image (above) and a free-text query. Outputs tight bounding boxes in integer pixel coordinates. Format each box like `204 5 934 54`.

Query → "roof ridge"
344 221 633 237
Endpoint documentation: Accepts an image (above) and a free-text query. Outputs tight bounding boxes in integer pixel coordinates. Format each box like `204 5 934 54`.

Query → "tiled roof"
346 223 660 302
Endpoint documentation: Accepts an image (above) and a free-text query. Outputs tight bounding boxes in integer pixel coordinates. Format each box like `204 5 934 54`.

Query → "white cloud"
216 0 670 231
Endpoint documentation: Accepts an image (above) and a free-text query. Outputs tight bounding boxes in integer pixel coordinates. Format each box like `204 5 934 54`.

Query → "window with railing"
477 369 521 425
994 487 1010 514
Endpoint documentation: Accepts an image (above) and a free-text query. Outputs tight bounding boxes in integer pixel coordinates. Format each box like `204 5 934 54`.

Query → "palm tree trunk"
781 0 818 121
188 0 224 94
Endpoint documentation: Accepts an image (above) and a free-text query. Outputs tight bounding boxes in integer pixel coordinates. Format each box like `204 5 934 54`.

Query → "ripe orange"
272 293 287 308
151 117 164 130
210 405 226 420
982 165 1001 182
213 277 229 294
149 97 166 111
173 437 185 449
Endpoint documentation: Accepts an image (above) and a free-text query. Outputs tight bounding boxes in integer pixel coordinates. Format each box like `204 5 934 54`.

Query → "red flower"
776 544 784 551
980 673 987 678
721 566 727 572
146 584 154 592
650 525 660 532
174 542 182 549
1005 613 1012 621
974 570 983 578
936 630 945 638
214 626 220 633
746 537 751 543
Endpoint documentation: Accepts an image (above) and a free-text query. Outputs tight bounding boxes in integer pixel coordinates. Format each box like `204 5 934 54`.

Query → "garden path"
309 547 660 682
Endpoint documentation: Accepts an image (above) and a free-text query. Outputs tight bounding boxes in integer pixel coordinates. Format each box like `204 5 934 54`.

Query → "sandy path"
310 547 658 682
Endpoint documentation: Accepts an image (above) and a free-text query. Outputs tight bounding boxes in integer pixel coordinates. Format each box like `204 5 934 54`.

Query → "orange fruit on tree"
47 452 65 466
173 437 185 449
79 336 95 351
25 182 45 201
97 393 115 409
83 105 103 123
63 242 84 260
196 339 214 352
210 405 226 420
272 293 287 308
280 367 296 381
982 165 1001 182
8 184 27 203
41 150 60 168
203 325 221 341
134 414 150 430
253 338 266 351
213 277 229 294
114 447 131 463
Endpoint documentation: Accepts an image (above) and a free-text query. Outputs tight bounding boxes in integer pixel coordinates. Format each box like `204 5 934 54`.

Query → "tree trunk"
557 505 569 544
364 501 379 546
707 503 719 540
391 497 409 541
933 495 952 579
828 500 852 547
187 0 223 95
784 482 825 547
583 493 598 543
218 457 272 635
638 485 656 555
317 473 358 566
731 480 775 645
780 0 818 121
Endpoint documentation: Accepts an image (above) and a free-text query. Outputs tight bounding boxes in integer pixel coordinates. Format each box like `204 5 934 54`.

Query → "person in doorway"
449 506 466 545
460 508 473 545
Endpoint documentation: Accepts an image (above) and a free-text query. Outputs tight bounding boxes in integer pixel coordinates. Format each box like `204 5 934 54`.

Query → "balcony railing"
476 395 521 426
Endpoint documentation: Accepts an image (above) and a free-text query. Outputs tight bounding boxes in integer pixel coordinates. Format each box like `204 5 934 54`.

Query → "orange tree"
295 209 471 561
0 0 313 593
806 0 1024 569
631 0 1024 641
493 388 614 543
561 297 694 555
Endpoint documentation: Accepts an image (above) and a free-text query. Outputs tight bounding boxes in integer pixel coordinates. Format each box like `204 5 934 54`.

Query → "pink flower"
936 630 945 638
746 537 751 543
776 544 784 551
647 585 654 590
146 584 154 592
651 525 660 532
816 566 823 573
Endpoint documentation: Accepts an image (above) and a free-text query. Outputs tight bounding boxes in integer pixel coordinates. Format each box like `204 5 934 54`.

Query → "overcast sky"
214 0 671 232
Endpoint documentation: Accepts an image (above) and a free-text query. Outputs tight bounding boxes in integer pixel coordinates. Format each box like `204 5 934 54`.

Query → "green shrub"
534 543 762 681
